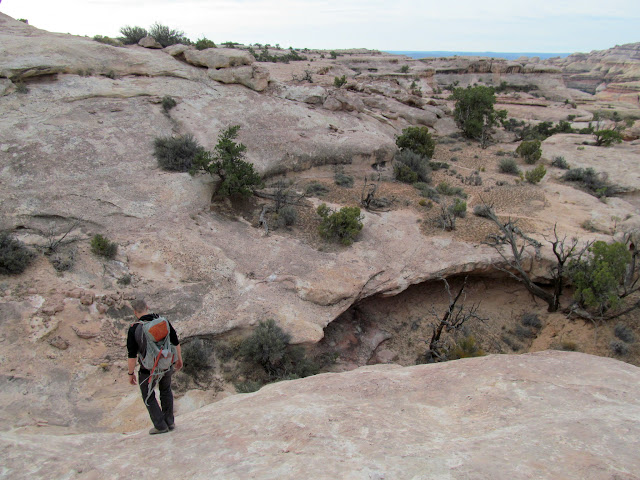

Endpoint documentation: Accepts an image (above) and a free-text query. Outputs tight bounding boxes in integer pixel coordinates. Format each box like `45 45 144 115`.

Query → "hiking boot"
167 424 175 431
149 427 169 435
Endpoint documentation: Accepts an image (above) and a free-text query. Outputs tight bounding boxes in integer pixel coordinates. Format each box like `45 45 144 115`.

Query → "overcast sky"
1 0 638 53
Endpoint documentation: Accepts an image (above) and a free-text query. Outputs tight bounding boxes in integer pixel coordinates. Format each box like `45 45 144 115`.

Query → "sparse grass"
614 323 635 343
436 182 467 198
305 182 330 196
521 313 542 329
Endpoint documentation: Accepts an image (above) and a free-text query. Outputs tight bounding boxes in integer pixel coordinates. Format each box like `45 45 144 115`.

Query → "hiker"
127 298 183 435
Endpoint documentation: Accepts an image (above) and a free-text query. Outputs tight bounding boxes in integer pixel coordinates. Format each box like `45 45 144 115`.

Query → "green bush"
191 126 263 197
568 241 631 314
148 22 190 47
0 232 35 275
334 75 347 88
181 338 211 376
394 150 431 184
499 158 520 175
451 85 506 147
161 95 177 113
394 163 418 183
119 25 148 44
154 134 204 172
235 380 262 393
436 182 466 198
278 206 297 226
525 164 547 184
473 204 494 218
399 65 410 73
240 319 289 375
428 161 449 171
594 129 623 147
305 182 330 196
551 156 569 169
449 198 467 218
396 126 436 159
516 140 542 164
90 234 118 259
334 172 354 188
317 204 363 246
414 182 440 201
93 35 122 47
562 168 617 197
195 37 216 50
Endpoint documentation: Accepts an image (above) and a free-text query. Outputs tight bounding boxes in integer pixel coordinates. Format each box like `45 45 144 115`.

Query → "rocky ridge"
1 12 640 448
2 351 639 480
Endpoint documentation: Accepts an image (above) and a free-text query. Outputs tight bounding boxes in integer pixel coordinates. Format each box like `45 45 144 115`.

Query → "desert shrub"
594 129 623 147
429 161 449 171
562 168 617 197
181 338 211 376
0 232 35 275
435 203 457 231
235 380 262 393
448 336 484 360
514 325 536 340
240 319 289 375
614 323 635 343
560 341 578 351
499 158 520 175
394 163 418 183
330 50 338 59
516 140 542 164
568 241 631 314
317 204 363 246
399 65 410 73
93 35 122 46
452 85 506 147
50 249 75 272
161 95 177 113
449 198 467 218
305 182 330 196
117 274 131 286
464 172 482 186
334 75 347 88
191 126 263 197
521 313 542 329
334 172 354 188
119 25 148 44
148 22 190 47
15 81 29 94
436 182 466 198
90 234 117 259
394 150 431 184
154 134 204 172
195 37 216 50
396 126 435 159
414 182 439 201
473 204 494 218
278 206 297 226
239 319 318 379
525 164 547 184
610 340 629 356
551 156 569 169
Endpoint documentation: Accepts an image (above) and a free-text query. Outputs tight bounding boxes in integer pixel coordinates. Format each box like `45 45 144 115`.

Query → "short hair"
131 298 148 313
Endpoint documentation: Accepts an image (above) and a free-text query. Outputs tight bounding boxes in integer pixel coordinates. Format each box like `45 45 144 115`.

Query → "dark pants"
138 368 174 430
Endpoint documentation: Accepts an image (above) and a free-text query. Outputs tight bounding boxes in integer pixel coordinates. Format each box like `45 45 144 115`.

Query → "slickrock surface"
2 351 639 480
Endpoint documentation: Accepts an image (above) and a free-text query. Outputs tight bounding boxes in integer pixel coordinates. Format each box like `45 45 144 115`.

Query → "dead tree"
421 276 485 363
483 208 589 313
360 175 379 210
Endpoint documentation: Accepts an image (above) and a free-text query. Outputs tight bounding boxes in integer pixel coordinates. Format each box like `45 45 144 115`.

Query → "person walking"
127 298 183 434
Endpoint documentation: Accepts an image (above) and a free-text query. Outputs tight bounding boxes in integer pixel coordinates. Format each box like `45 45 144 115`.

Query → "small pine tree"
191 126 263 197
516 140 542 164
317 204 363 246
395 126 436 159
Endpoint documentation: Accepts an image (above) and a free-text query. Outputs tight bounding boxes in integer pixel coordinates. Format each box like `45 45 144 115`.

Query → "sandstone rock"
184 48 253 69
278 84 327 104
207 64 270 92
163 44 192 57
80 293 94 306
71 326 97 339
48 336 69 350
1 78 14 95
137 36 162 49
1 352 639 479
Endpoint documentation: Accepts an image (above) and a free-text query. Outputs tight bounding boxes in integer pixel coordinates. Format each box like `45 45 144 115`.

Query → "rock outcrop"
2 351 639 480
